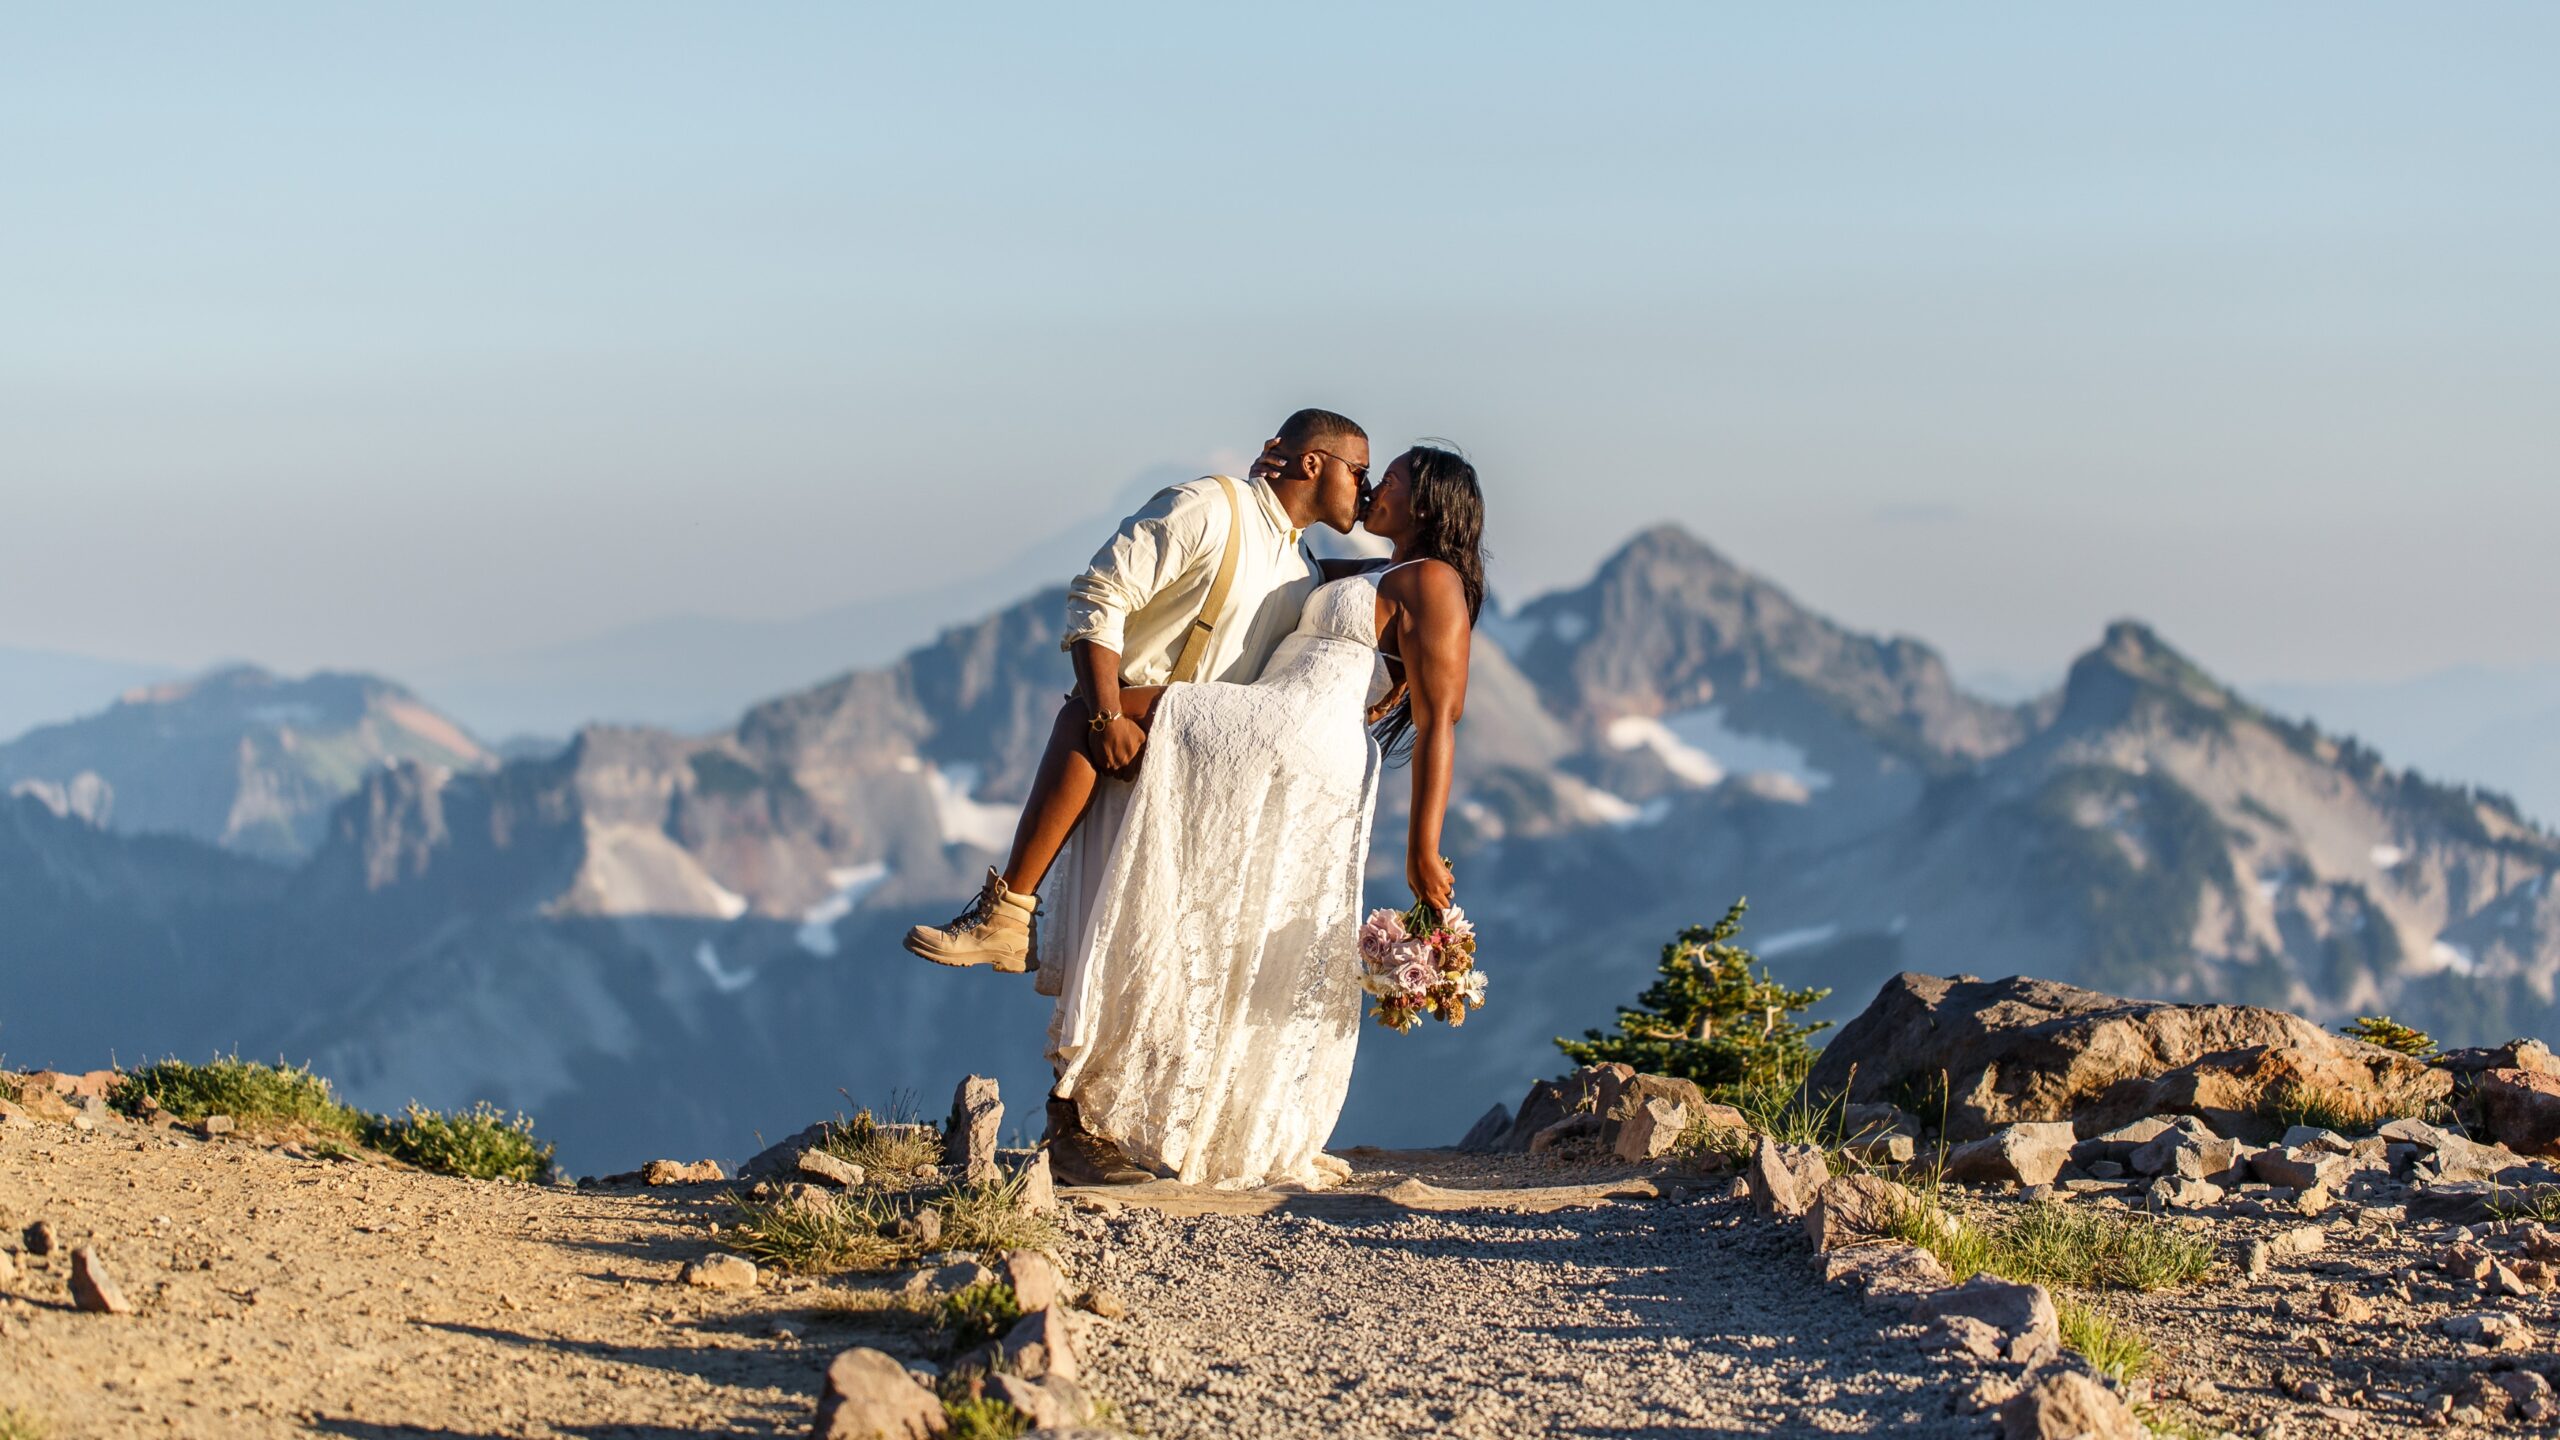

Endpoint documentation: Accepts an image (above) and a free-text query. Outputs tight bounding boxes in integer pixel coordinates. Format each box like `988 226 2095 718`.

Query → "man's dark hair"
1275 408 1366 451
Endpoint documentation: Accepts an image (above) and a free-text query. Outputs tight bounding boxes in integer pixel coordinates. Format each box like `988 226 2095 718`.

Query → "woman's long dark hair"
1372 443 1486 764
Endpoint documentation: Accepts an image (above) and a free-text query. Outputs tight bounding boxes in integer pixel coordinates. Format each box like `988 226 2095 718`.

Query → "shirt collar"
1246 475 1301 544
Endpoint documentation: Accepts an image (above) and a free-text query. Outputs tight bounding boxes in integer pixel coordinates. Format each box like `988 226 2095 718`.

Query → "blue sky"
4 4 2555 687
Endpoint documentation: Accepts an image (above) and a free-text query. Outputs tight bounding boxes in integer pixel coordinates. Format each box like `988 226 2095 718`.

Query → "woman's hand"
1408 851 1455 912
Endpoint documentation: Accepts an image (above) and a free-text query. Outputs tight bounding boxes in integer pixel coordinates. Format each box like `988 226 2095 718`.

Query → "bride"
1048 444 1485 1188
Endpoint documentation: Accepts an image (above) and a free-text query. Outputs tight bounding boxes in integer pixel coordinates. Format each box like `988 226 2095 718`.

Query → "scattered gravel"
1055 1190 1981 1438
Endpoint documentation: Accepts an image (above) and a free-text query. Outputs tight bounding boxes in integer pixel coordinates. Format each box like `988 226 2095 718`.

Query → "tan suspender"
1166 476 1244 685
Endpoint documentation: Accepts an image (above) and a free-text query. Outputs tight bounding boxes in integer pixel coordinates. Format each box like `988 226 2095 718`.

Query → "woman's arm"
1382 561 1471 909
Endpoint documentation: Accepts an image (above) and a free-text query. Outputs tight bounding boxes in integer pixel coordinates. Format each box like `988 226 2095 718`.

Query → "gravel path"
1057 1189 1979 1439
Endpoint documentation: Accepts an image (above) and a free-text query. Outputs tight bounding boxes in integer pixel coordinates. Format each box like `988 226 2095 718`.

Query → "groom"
904 407 1370 1182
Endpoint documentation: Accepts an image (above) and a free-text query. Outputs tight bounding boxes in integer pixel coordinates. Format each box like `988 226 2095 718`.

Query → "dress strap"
1374 559 1432 579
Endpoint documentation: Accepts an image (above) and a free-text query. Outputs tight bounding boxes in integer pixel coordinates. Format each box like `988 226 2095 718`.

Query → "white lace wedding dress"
1047 570 1396 1188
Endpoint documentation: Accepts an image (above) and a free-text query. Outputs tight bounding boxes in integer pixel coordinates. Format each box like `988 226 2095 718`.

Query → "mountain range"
4 524 2555 1171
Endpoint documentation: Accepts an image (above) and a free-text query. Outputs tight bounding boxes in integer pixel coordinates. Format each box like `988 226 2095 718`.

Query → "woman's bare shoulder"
1379 557 1465 604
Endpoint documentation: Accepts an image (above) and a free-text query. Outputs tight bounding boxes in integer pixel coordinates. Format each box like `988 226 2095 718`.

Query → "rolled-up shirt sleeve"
1060 483 1214 655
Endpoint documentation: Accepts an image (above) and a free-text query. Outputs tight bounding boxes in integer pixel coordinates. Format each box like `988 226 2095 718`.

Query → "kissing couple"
903 408 1487 1190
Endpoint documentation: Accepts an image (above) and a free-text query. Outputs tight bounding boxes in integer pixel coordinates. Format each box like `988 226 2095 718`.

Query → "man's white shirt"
1060 475 1318 688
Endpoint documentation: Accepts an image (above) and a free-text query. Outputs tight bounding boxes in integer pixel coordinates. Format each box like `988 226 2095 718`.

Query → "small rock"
894 1210 944 1249
770 1320 803 1340
24 1220 56 1256
2486 1261 2535 1299
641 1158 726 1186
987 1373 1095 1431
199 1114 235 1138
944 1076 1003 1184
1914 1275 2060 1366
1946 1122 2077 1188
2440 1241 2494 1283
1920 1314 2009 1364
1001 1304 1079 1381
1001 1250 1064 1314
679 1253 758 1290
796 1150 864 1188
2496 1370 2559 1424
2441 1309 2532 1351
1078 1287 1128 1320
2084 1160 2126 1180
2269 1223 2327 1257
1998 1369 2141 1440
2145 1177 2223 1210
2253 1146 2350 1192
1014 1150 1056 1215
1743 1136 1830 1219
2293 1184 2334 1218
2243 1239 2271 1280
69 1247 132 1314
812 1346 948 1440
1818 1241 1950 1310
1611 1096 1689 1163
1527 1112 1604 1153
1803 1174 1915 1253
2317 1287 2373 1323
2132 1129 2243 1185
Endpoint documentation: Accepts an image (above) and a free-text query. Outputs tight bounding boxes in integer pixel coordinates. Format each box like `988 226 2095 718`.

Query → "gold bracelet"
1088 710 1125 731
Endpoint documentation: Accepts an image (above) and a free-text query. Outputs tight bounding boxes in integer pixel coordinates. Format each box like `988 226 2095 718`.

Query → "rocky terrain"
10 973 2560 1437
5 524 2558 1171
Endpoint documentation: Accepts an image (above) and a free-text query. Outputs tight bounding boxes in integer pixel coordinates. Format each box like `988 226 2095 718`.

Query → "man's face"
1311 435 1369 533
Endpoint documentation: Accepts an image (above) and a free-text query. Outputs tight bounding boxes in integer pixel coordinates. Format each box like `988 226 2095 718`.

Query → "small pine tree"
1555 899 1832 1091
2339 1015 2436 1059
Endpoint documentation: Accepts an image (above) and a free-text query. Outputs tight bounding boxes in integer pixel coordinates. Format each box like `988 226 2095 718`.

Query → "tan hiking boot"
1044 1095 1151 1186
904 868 1038 973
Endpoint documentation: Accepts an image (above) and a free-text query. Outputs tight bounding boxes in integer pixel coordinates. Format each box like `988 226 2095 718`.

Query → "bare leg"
1000 687 1165 893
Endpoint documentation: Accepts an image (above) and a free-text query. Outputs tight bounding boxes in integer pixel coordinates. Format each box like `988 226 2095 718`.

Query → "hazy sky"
6 4 2555 688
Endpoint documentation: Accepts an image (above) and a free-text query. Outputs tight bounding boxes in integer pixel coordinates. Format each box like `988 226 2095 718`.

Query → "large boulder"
1501 1064 1632 1153
1804 973 2449 1142
2475 1068 2560 1158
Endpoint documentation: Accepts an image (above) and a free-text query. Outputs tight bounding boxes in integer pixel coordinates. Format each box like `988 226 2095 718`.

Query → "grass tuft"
938 1396 1029 1440
0 1407 46 1440
1884 1187 2203 1379
1987 1203 2217 1291
107 1055 367 1141
2057 1295 2152 1380
2486 1184 2560 1224
2256 1078 2430 1137
363 1101 554 1182
936 1281 1023 1351
721 1188 908 1275
934 1174 1061 1257
818 1106 945 1184
804 1284 939 1332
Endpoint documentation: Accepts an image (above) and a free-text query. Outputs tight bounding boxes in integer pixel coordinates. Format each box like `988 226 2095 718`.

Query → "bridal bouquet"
1358 901 1487 1032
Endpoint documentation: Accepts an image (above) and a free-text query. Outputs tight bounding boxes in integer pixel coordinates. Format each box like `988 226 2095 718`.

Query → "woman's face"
1362 453 1416 539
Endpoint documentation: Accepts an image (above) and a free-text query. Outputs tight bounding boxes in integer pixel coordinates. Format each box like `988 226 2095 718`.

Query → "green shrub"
2338 1015 2436 1058
106 1055 367 1141
364 1101 554 1182
1556 899 1830 1093
936 1280 1023 1351
938 1396 1029 1440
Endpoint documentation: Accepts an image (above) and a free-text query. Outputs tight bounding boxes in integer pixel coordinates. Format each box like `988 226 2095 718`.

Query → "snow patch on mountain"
1605 716 1724 787
1661 707 1831 793
693 941 755 994
926 763 1020 852
796 862 893 957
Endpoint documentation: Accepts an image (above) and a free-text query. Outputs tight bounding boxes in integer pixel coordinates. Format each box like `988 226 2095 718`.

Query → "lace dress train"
1047 574 1391 1188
